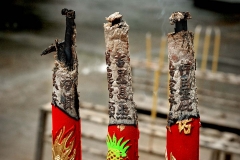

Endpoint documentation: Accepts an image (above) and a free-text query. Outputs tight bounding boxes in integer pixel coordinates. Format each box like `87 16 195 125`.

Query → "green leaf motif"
106 133 130 158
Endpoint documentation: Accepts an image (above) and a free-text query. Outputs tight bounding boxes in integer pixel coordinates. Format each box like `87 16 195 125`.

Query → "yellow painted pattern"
176 118 192 134
170 152 176 160
52 126 76 160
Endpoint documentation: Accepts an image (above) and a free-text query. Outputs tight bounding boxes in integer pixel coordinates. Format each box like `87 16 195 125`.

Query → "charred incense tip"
42 8 79 120
105 12 122 26
167 17 199 126
169 11 191 25
104 12 137 125
169 11 191 33
41 44 56 56
61 8 75 19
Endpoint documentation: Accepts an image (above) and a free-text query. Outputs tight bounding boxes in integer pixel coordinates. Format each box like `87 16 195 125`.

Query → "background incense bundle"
166 11 200 160
41 8 82 160
104 12 139 160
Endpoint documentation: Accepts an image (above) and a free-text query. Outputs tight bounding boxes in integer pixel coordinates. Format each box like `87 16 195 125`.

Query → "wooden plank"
134 94 240 131
41 102 240 156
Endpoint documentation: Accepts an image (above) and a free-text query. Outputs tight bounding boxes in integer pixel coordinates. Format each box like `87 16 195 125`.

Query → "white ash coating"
52 27 79 119
104 12 138 125
105 12 122 22
167 31 199 126
169 11 191 25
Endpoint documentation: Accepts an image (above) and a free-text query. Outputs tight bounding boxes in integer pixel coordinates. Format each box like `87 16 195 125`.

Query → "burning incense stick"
104 12 139 160
166 11 200 160
41 8 81 160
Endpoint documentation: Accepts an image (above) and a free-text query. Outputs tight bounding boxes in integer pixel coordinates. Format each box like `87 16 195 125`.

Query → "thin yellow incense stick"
201 26 212 72
194 25 202 59
212 27 221 73
151 36 166 120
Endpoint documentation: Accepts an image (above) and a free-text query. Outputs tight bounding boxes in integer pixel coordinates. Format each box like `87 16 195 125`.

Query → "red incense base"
166 117 200 160
52 104 82 160
107 125 139 160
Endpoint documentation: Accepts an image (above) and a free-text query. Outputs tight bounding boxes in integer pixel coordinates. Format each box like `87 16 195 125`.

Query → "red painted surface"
166 118 200 160
108 125 139 160
52 104 82 160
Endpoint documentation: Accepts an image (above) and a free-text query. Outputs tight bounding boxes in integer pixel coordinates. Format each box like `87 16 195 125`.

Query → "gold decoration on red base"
170 152 176 160
52 126 76 160
176 118 192 134
117 124 126 131
165 150 176 160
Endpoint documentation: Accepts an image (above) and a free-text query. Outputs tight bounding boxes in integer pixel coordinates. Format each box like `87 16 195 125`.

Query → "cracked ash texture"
169 11 191 25
42 9 80 120
167 30 199 126
104 12 138 125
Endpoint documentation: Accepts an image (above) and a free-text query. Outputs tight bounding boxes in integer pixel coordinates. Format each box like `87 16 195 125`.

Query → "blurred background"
0 0 240 160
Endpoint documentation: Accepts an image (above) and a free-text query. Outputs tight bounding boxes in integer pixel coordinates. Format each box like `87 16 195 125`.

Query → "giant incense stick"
41 8 81 160
166 12 200 160
104 12 139 160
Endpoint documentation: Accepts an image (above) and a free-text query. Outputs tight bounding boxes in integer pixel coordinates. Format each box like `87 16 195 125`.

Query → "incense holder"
104 12 138 126
41 8 81 160
166 11 200 160
104 12 139 160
